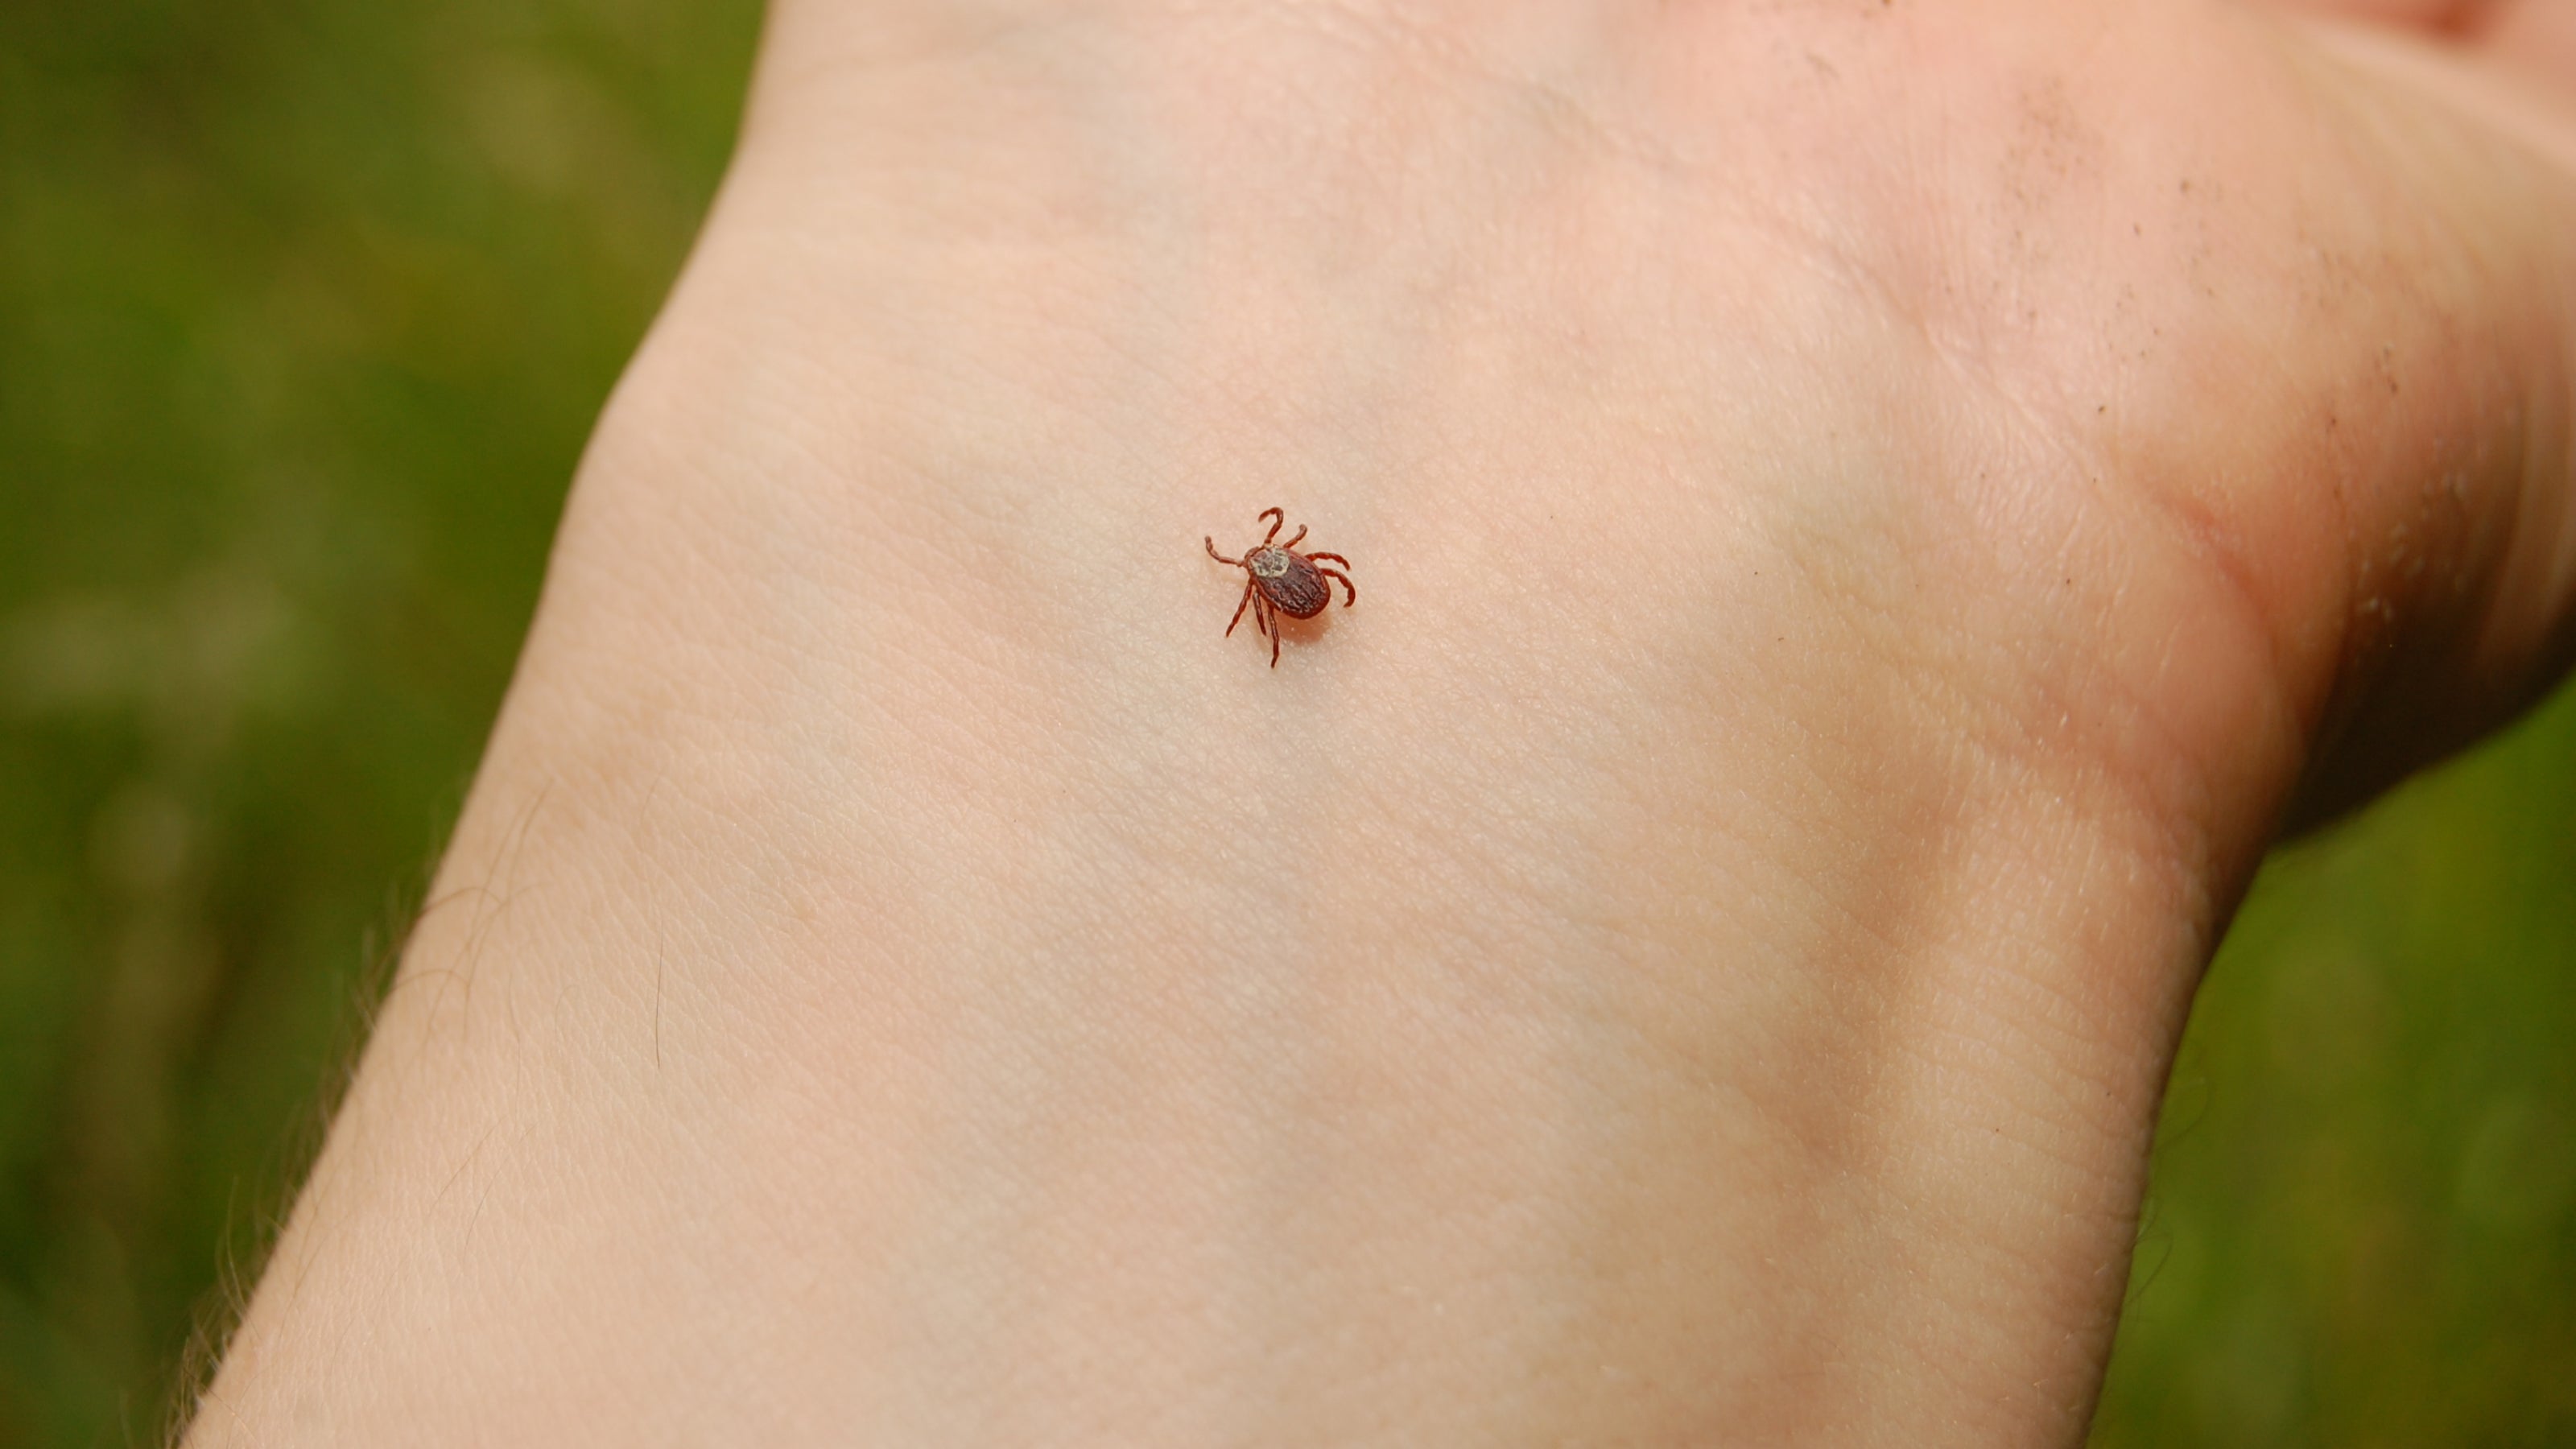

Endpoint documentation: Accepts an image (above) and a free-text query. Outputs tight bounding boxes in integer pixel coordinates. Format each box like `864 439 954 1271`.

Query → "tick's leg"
1278 524 1307 551
1257 507 1286 544
1226 580 1255 638
1259 596 1282 667
1304 551 1349 568
1314 565 1356 606
1205 537 1245 567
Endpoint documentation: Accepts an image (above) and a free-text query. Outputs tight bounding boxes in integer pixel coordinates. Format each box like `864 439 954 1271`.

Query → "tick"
1203 507 1356 667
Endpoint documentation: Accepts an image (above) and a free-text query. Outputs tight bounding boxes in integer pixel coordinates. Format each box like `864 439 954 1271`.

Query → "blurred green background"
0 2 2569 1444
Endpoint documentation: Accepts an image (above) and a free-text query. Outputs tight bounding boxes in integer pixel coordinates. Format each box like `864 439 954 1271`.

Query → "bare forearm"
187 0 2576 1442
188 324 2207 1449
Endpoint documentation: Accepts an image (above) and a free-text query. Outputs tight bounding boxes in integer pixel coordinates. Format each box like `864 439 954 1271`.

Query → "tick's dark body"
1250 547 1333 617
1205 508 1357 667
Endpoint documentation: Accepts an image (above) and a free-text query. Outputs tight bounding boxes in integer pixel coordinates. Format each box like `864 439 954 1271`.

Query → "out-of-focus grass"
2093 683 2576 1446
0 3 2569 1445
0 1 760 1440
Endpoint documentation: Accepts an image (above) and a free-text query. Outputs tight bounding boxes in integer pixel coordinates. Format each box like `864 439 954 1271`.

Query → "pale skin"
186 0 2576 1443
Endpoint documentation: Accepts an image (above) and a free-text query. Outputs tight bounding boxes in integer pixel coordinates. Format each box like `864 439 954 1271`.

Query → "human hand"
191 1 2576 1443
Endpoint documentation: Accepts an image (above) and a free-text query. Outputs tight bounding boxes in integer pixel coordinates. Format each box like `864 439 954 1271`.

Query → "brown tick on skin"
1204 507 1356 668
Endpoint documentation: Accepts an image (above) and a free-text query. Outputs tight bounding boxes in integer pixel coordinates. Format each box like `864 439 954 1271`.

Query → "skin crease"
184 0 2576 1445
